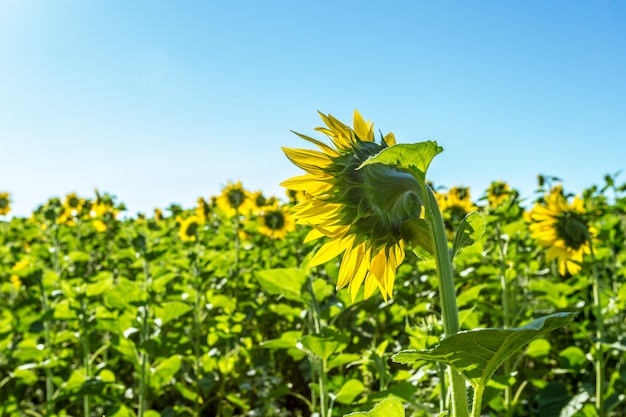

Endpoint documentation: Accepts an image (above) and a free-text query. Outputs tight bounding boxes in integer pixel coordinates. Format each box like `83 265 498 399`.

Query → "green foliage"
1 173 626 417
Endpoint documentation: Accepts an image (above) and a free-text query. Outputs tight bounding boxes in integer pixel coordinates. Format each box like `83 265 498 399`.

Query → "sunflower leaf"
343 397 405 417
255 268 308 302
392 312 576 388
451 211 486 259
358 141 443 184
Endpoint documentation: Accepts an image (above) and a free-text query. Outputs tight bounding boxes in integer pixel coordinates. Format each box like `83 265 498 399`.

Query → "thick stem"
424 186 469 417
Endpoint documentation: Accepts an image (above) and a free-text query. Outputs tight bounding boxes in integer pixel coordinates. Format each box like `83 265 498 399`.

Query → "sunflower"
216 181 253 217
195 197 211 224
286 188 306 205
281 111 425 301
179 215 200 242
525 185 594 276
90 190 120 232
486 181 512 208
436 186 478 225
0 192 11 216
258 202 296 239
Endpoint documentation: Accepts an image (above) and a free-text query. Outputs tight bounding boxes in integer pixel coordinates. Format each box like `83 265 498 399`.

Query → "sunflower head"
217 181 253 217
0 192 11 216
281 111 427 301
486 181 512 208
179 215 201 242
526 185 594 275
258 202 296 240
195 197 211 224
436 186 478 226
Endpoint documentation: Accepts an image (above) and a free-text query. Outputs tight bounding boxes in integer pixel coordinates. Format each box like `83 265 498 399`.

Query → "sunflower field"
1 113 626 417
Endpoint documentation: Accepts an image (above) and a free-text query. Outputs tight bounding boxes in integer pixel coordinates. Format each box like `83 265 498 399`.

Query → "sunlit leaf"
359 141 443 185
334 379 365 404
344 397 405 417
452 211 485 259
255 268 307 302
392 312 576 388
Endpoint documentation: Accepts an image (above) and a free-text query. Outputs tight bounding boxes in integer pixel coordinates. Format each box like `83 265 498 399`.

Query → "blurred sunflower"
525 185 594 276
195 197 211 224
281 111 425 301
154 208 164 223
90 190 120 232
216 181 252 217
0 192 11 215
286 188 306 205
486 181 512 208
179 215 200 242
258 202 296 239
436 186 478 224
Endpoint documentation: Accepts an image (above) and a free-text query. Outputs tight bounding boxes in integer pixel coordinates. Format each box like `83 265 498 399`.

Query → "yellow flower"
90 190 120 232
486 181 512 208
216 181 253 217
154 208 164 223
281 111 424 301
0 192 11 215
10 275 22 290
179 215 200 242
258 202 296 239
525 185 594 276
436 186 478 223
286 188 306 205
195 197 211 224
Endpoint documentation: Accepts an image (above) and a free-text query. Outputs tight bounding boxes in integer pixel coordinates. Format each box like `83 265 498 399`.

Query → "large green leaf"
255 268 307 302
344 398 405 417
392 312 576 388
359 141 443 184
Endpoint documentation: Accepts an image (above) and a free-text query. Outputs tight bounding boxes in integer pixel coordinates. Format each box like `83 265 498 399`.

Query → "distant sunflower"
258 203 296 239
179 215 200 242
525 185 594 276
286 188 306 205
0 192 11 216
281 111 424 301
216 181 252 217
195 197 211 224
436 186 478 224
486 181 512 208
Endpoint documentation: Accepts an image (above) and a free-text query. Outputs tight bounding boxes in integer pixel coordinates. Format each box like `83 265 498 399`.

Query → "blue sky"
1 1 625 217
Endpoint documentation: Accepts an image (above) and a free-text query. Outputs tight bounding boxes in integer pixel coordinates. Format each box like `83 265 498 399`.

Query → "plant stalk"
424 186 469 417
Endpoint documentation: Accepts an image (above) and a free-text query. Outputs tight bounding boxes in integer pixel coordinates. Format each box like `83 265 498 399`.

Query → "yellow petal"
282 147 331 175
308 238 348 267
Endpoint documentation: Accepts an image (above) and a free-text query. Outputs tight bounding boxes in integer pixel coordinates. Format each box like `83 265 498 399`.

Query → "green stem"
192 242 202 417
495 224 514 417
306 276 328 416
138 248 152 417
424 186 469 417
38 275 54 409
588 238 605 415
80 297 91 417
470 384 485 417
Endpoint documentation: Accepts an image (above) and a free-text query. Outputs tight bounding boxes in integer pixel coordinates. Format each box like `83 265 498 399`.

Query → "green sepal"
400 218 434 256
392 312 576 389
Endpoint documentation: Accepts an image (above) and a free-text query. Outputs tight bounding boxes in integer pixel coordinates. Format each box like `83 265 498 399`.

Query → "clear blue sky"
1 1 625 217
